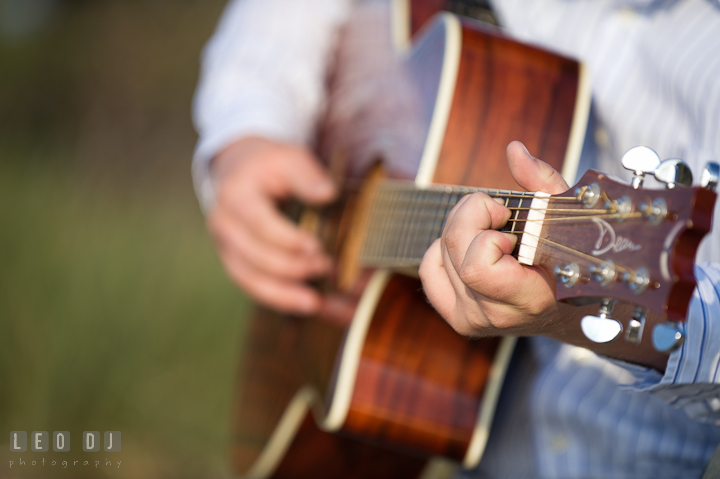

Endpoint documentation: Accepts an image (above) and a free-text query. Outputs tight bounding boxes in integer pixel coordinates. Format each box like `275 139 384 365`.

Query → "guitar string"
369 190 640 223
375 184 581 202
364 229 655 295
368 202 641 226
363 227 638 279
363 208 639 274
504 212 643 223
502 229 633 272
363 186 648 274
369 186 634 217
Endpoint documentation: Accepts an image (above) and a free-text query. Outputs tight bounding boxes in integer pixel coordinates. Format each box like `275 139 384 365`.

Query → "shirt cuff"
191 106 310 213
612 264 720 423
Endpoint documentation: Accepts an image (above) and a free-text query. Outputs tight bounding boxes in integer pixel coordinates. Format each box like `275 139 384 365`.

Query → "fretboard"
360 180 535 268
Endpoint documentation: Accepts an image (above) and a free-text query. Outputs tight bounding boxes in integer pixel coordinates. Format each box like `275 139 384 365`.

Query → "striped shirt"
192 1 720 477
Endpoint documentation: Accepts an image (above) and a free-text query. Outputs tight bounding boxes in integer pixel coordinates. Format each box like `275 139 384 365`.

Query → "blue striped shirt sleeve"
619 264 720 424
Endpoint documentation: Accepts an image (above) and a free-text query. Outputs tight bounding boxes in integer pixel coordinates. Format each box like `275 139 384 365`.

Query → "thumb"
281 148 337 204
507 141 569 195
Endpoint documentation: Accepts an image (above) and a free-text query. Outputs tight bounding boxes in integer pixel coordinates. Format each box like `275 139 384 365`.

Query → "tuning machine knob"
622 146 661 189
701 162 719 192
581 299 622 343
652 321 685 352
625 306 647 344
555 263 580 288
654 159 693 189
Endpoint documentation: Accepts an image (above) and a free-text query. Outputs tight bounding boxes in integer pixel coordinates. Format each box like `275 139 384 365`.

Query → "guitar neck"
360 180 535 269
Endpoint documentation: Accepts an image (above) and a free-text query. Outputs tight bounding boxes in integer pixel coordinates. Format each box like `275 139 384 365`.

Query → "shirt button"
594 125 611 149
550 434 568 453
617 6 638 23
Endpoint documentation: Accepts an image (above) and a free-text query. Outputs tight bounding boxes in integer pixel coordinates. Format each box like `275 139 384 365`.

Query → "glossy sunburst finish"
343 275 501 460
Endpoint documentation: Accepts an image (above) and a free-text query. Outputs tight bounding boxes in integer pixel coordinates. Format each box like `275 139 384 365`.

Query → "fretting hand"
419 141 669 371
419 141 570 337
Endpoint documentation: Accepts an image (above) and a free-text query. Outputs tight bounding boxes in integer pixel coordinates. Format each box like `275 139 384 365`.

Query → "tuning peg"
701 162 719 191
622 146 661 189
625 306 647 344
654 158 693 189
581 299 622 343
652 321 685 352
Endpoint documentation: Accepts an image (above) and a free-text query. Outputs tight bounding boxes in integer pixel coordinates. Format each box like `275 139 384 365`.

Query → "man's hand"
207 137 336 314
419 141 571 337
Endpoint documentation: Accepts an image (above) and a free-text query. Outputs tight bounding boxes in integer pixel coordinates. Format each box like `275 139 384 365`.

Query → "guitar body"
230 2 589 478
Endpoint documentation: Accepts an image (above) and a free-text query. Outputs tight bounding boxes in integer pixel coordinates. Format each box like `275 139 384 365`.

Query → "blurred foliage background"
0 0 250 477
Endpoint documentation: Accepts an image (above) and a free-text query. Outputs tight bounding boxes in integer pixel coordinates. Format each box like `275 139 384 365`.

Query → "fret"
380 186 399 263
511 192 531 258
400 189 420 261
372 184 396 263
510 194 521 235
394 188 413 261
427 188 449 251
379 185 394 257
366 184 389 260
411 190 431 261
413 191 432 262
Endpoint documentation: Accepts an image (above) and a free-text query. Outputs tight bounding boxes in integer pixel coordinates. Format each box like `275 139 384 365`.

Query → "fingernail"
521 144 535 161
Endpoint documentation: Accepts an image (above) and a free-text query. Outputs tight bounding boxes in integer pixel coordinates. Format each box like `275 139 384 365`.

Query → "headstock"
532 147 718 351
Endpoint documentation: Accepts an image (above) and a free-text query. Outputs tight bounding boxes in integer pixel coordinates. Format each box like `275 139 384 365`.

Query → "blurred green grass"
0 154 249 478
0 1 252 477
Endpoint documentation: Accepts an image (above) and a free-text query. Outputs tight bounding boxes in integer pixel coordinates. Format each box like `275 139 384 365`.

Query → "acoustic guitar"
227 2 716 478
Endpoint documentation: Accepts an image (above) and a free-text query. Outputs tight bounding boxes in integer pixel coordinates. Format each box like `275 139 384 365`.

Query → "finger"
209 210 331 280
419 239 458 322
507 141 569 195
442 192 511 273
218 185 322 254
458 230 521 296
438 239 494 336
460 229 555 317
220 249 322 314
276 148 337 205
442 193 472 235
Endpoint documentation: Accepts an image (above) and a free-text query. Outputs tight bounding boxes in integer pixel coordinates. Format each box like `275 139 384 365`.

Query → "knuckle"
486 312 514 330
452 310 483 337
458 262 483 287
442 228 463 255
